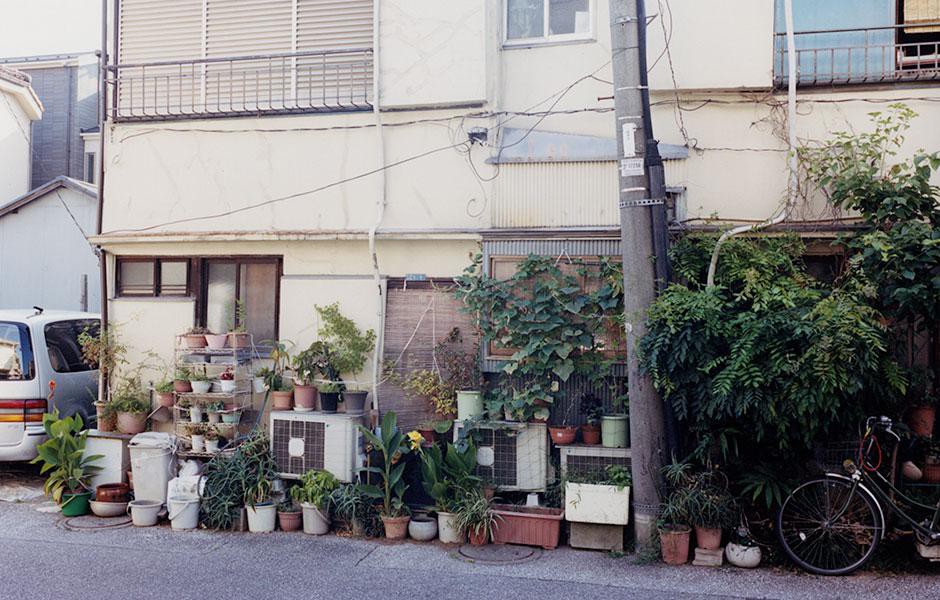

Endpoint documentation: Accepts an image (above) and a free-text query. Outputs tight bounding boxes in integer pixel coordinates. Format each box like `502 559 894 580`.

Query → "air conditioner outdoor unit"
558 445 631 479
270 411 365 483
453 421 548 491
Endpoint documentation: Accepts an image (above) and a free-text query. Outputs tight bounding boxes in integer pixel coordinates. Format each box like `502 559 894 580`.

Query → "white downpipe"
706 0 798 288
368 0 386 418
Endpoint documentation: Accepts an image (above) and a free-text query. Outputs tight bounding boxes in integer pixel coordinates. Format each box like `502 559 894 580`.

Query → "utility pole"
610 0 668 549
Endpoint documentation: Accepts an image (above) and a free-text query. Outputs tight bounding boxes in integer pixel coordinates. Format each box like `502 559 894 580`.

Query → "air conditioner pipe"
368 0 387 425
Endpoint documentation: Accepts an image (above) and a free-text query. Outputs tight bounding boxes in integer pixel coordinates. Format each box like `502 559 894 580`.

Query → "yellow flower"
407 430 425 450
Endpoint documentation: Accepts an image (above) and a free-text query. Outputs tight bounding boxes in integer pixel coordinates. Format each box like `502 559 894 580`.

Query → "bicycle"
777 416 940 575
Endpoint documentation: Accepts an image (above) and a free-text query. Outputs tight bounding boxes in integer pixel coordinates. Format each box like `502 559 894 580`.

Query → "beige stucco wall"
0 85 36 202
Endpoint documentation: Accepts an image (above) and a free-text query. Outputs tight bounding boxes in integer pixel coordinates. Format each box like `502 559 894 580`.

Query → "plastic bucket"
301 503 330 535
128 499 162 527
456 391 483 421
168 496 200 531
601 414 629 448
246 504 277 533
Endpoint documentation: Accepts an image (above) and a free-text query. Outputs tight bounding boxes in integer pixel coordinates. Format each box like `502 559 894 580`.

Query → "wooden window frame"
115 257 191 298
196 256 282 342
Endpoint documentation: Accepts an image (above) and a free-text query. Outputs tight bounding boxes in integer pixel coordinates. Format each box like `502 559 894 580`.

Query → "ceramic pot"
580 423 601 445
660 525 691 565
271 390 293 410
156 391 175 408
190 380 212 394
381 515 410 540
343 391 368 414
208 411 221 424
408 515 438 541
725 542 762 568
95 482 130 503
468 527 489 546
228 332 250 348
204 334 228 349
182 334 207 349
278 510 303 532
174 380 192 393
116 411 147 435
437 511 463 544
219 379 236 393
548 426 577 445
694 525 722 551
95 402 115 432
293 385 317 411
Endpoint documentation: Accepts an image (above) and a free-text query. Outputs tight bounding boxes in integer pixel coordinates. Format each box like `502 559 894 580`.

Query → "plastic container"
301 503 330 535
456 391 483 421
168 496 200 530
246 503 277 533
491 504 564 550
128 499 161 526
129 432 177 506
601 414 629 448
437 512 463 544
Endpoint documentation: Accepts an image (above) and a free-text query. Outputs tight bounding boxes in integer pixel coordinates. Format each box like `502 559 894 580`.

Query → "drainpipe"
706 0 797 288
96 0 109 404
367 0 387 422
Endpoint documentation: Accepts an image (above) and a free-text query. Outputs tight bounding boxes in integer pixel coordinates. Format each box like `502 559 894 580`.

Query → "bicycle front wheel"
777 476 882 575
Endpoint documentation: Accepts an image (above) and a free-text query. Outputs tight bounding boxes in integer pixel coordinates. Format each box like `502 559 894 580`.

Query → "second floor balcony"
107 47 373 121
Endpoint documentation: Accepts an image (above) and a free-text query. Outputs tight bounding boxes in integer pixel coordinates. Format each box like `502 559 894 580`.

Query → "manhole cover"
457 544 542 565
59 514 132 531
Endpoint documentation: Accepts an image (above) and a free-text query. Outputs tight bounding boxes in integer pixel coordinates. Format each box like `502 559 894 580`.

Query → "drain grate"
456 543 542 565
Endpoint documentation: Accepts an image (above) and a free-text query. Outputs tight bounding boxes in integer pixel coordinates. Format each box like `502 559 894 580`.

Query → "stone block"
568 522 624 552
692 547 724 567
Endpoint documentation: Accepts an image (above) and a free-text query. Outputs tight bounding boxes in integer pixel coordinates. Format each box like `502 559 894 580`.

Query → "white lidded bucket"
168 496 200 531
128 499 162 527
129 432 177 506
300 503 330 535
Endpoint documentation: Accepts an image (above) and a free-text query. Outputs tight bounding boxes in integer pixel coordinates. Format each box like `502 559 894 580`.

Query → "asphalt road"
0 466 937 600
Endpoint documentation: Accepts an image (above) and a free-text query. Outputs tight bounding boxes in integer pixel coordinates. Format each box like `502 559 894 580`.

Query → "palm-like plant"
31 410 102 504
357 411 410 517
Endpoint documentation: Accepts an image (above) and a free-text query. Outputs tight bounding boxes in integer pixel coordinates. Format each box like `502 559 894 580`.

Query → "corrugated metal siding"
493 162 619 228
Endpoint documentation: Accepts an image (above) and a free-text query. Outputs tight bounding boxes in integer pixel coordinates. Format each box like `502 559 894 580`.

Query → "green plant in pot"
683 468 737 552
78 323 127 430
277 500 303 532
290 469 340 535
580 392 603 445
331 484 381 537
658 461 694 565
31 410 103 517
244 476 276 533
315 303 376 415
173 366 193 393
154 377 175 408
291 341 326 411
111 376 150 435
454 486 500 546
226 299 250 348
420 441 480 543
357 410 411 539
263 340 294 410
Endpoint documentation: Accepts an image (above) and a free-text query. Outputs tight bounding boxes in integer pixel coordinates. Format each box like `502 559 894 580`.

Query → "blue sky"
0 0 101 57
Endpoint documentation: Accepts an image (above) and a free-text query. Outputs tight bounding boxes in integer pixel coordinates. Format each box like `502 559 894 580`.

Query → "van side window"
0 321 35 381
44 320 99 374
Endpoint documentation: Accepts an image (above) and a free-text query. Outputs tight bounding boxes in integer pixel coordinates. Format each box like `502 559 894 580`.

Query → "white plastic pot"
301 503 330 535
253 377 265 394
128 499 161 527
437 511 463 544
205 438 220 453
190 434 205 453
220 380 236 393
725 542 762 568
246 503 277 533
190 405 204 423
191 381 212 394
168 496 200 531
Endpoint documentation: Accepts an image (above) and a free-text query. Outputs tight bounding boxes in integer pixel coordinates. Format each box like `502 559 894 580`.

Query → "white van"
0 309 99 461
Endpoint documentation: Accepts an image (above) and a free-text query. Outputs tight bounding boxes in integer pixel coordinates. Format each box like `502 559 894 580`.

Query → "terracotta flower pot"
417 429 436 445
156 391 175 408
182 334 207 349
293 385 317 411
96 482 130 503
278 510 303 532
271 390 293 410
491 504 563 550
580 423 601 445
468 527 489 546
907 405 936 438
660 525 691 565
95 402 115 432
548 426 577 445
228 332 250 349
694 525 722 551
174 379 192 393
116 411 147 435
381 515 410 540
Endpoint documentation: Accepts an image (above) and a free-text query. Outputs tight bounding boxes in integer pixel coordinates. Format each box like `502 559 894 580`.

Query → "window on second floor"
506 0 593 45
84 151 96 184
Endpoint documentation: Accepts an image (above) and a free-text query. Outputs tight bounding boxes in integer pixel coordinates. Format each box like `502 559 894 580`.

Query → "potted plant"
291 342 324 411
181 326 209 349
659 461 694 565
290 469 340 535
189 398 204 423
565 464 632 526
725 526 762 568
217 368 235 393
331 484 373 537
548 400 578 445
204 426 221 453
490 503 564 549
189 368 212 394
206 400 223 424
579 392 602 445
683 469 737 551
204 330 228 350
358 411 411 539
173 366 193 393
277 500 303 532
31 410 103 517
602 392 629 448
315 303 376 415
221 407 241 425
244 477 277 533
908 398 937 438
95 399 116 432
419 440 480 543
271 379 294 410
187 422 207 452
111 377 150 435
227 300 251 348
154 377 175 408
316 381 340 413
455 487 500 545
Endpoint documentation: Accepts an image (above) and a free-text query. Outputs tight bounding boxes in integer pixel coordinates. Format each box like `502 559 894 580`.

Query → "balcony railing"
107 47 372 121
774 22 940 87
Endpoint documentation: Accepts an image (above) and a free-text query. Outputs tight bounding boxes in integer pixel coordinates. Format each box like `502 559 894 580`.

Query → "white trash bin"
129 432 177 506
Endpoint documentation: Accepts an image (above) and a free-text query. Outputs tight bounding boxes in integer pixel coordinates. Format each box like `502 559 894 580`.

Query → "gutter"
96 0 109 404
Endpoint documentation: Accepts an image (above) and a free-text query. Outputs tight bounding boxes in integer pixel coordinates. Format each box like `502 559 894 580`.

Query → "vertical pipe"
368 0 386 421
96 0 109 404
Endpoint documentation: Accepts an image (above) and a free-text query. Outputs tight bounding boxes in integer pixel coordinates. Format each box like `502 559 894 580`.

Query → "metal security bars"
774 22 940 87
108 47 372 121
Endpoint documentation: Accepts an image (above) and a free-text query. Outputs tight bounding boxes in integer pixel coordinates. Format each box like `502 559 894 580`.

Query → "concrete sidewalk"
0 494 937 600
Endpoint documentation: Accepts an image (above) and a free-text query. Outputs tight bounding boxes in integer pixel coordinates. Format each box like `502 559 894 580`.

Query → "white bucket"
301 503 330 535
246 503 277 533
128 499 162 527
437 511 463 544
168 496 200 531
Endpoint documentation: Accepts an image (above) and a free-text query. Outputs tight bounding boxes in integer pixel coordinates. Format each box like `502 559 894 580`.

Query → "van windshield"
0 322 35 381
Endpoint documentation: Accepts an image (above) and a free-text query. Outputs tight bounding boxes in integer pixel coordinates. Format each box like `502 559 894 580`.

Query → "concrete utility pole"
610 0 667 549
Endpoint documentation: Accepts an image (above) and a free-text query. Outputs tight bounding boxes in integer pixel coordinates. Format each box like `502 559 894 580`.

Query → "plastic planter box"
565 482 630 525
491 504 564 549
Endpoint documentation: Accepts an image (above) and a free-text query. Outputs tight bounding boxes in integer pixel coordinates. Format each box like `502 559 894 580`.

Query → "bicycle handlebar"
865 415 900 441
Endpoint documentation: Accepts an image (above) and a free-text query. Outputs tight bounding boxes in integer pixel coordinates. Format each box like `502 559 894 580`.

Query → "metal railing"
774 22 940 87
107 47 373 121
